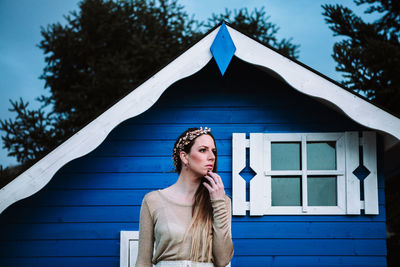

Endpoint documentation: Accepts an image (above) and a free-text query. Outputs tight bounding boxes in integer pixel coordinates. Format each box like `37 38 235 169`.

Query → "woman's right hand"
203 170 225 200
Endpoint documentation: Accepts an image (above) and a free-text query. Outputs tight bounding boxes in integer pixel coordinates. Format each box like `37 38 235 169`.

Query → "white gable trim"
0 27 217 214
1 24 399 214
227 26 400 141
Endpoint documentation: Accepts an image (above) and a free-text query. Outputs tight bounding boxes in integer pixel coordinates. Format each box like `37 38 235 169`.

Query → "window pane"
271 142 301 170
307 176 337 206
307 142 336 170
271 176 301 206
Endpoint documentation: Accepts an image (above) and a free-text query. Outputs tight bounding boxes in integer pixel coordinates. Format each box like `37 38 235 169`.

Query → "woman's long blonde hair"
173 128 217 262
182 182 214 261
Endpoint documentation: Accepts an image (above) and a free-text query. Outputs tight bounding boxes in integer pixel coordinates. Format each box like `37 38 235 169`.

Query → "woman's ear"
179 151 188 165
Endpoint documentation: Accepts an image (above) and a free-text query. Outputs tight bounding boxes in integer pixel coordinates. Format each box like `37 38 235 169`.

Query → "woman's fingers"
203 180 213 191
204 175 217 188
204 171 225 200
217 174 223 187
207 171 224 188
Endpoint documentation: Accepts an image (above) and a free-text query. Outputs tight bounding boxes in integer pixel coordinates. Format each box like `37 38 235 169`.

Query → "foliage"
0 163 29 189
322 0 400 114
1 0 201 166
323 2 400 265
0 99 59 163
0 0 299 169
385 172 400 266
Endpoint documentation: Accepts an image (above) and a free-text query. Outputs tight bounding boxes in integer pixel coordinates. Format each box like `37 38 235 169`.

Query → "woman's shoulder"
143 190 162 204
141 190 164 216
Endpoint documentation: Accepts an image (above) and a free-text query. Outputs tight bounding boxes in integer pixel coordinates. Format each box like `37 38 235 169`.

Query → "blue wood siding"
0 57 387 266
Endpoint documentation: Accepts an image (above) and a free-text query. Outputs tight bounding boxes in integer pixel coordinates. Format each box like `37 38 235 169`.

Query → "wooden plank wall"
0 57 387 266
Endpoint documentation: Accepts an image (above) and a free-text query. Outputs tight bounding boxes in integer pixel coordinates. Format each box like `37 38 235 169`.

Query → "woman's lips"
205 165 213 169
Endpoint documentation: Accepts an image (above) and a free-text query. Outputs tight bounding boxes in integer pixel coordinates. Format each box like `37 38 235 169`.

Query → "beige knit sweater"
135 190 234 267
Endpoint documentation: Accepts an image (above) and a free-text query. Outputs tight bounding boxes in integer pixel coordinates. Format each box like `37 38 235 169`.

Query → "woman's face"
185 134 216 176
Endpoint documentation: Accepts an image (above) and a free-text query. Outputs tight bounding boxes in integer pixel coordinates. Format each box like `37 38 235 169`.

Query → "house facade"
0 23 398 266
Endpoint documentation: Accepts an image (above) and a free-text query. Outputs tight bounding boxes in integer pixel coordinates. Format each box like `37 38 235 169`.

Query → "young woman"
136 127 234 267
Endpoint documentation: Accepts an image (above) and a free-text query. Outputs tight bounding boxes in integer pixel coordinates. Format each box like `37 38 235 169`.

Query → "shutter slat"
345 132 361 214
250 133 267 215
363 132 379 215
232 133 247 215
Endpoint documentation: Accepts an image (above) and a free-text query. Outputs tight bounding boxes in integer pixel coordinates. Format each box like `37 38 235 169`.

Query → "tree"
1 0 201 167
0 98 59 163
0 0 299 168
322 0 400 114
322 2 400 265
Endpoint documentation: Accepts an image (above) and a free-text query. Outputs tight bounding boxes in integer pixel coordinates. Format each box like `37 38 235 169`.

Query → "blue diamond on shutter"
210 22 236 76
352 164 371 181
239 163 256 183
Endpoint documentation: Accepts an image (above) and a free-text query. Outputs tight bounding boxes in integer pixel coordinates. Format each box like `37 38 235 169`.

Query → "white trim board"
228 26 400 141
120 231 139 267
120 231 158 267
1 24 399 214
0 27 217 214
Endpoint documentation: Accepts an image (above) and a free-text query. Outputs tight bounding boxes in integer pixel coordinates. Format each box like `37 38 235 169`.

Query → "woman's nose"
208 151 215 160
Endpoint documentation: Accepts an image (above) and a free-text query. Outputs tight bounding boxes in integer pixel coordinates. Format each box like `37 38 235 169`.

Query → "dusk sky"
0 0 376 167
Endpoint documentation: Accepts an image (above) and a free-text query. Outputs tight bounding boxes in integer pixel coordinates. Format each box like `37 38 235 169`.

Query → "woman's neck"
172 169 202 201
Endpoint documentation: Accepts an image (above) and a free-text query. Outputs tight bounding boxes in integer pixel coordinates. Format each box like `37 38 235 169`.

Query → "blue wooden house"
1 22 399 267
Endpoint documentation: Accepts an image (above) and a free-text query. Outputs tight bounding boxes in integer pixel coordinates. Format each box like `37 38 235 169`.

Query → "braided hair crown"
172 127 212 171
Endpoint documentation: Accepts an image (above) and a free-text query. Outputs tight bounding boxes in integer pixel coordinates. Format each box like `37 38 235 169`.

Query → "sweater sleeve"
211 195 234 267
136 197 154 267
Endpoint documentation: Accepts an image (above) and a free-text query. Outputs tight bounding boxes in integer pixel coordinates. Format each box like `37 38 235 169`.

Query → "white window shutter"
232 133 247 215
362 131 379 215
249 133 267 215
231 131 378 216
345 132 361 214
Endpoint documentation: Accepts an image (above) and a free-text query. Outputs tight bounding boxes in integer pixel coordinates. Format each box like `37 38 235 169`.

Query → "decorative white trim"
0 27 219 214
345 132 361 215
232 133 247 215
227 26 400 141
232 132 374 215
1 23 398 214
363 131 379 214
249 133 267 215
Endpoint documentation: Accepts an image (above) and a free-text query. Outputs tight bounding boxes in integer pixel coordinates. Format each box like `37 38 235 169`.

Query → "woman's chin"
196 169 208 177
192 168 211 177
198 171 207 177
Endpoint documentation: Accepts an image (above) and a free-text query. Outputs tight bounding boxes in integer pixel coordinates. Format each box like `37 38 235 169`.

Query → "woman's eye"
200 148 205 152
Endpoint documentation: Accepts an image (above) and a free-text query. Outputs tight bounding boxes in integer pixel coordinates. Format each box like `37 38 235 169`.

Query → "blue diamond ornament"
352 164 371 181
210 22 236 76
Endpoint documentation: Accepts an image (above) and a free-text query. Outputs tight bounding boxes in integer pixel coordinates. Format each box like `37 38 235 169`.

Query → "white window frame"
263 132 345 215
232 131 378 216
